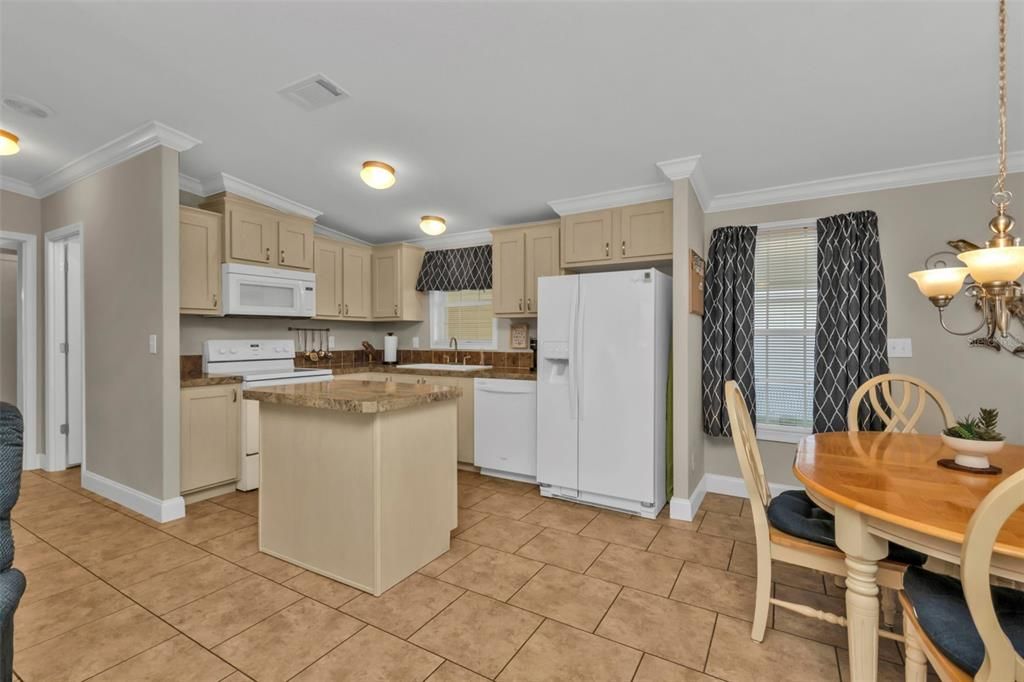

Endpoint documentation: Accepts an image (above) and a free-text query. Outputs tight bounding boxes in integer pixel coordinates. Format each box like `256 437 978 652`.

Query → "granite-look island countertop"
181 373 243 388
244 378 461 414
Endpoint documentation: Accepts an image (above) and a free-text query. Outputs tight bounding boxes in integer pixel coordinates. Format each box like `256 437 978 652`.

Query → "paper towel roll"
383 333 398 364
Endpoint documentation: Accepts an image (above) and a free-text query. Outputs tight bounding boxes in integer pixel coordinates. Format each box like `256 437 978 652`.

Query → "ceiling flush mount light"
420 215 446 236
360 161 396 190
0 129 20 156
909 0 1024 358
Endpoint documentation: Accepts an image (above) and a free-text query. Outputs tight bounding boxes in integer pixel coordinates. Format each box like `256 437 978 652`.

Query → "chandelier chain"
996 0 1008 201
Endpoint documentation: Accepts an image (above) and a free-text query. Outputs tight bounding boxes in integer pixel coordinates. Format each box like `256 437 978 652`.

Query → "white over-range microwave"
221 263 316 317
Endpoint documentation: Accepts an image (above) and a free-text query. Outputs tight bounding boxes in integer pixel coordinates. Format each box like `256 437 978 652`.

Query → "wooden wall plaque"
689 249 705 316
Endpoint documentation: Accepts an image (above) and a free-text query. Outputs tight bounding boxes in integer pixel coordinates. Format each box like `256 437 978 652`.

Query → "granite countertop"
332 365 537 381
181 373 243 388
243 378 462 414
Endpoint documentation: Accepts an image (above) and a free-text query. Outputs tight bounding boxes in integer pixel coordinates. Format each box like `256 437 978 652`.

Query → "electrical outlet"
148 334 158 354
328 335 336 350
887 338 913 358
412 336 420 349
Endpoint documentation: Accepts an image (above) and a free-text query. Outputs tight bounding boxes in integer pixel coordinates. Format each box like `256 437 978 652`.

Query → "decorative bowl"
940 433 1005 470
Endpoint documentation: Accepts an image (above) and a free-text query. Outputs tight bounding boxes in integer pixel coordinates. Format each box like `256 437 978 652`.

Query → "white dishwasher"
474 379 537 482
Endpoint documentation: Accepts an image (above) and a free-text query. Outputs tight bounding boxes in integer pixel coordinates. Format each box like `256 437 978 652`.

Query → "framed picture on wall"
510 323 529 349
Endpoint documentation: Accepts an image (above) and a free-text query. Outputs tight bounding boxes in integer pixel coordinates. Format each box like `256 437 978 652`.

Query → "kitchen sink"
397 363 492 372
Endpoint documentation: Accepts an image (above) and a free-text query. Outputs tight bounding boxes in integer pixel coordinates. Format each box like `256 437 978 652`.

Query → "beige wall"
671 179 707 499
0 252 17 404
41 147 181 500
701 172 1024 487
0 189 44 450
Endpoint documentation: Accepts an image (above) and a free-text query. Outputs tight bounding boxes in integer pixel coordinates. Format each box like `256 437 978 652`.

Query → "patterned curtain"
814 210 889 432
702 225 758 437
415 245 492 292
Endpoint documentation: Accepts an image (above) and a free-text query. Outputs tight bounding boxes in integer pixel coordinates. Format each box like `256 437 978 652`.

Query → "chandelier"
909 0 1024 358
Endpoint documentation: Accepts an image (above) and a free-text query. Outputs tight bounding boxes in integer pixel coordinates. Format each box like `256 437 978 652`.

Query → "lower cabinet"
181 384 241 494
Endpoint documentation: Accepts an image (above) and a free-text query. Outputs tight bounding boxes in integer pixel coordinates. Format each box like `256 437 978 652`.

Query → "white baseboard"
669 475 706 522
670 473 803 521
82 469 185 523
22 452 43 471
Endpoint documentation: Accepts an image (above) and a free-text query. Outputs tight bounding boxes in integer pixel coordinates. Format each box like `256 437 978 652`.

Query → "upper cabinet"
341 245 372 319
200 193 315 272
372 243 425 321
560 200 672 268
491 220 560 318
180 206 223 315
313 237 344 319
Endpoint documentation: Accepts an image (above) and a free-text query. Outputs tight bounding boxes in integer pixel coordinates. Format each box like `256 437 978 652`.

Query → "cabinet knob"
212 293 218 307
265 247 271 262
621 240 626 256
605 242 610 257
344 304 349 315
232 389 238 402
518 298 523 311
394 304 399 316
338 303 342 315
527 297 532 312
280 249 285 263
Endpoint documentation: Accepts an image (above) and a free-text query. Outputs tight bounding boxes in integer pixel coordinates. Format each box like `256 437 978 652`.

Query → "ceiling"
1 1 1021 243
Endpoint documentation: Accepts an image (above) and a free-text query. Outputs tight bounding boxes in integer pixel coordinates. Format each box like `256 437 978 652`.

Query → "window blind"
431 290 497 347
753 227 817 431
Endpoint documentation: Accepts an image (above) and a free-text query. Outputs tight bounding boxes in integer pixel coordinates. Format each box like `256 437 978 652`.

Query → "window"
753 226 817 442
429 290 498 349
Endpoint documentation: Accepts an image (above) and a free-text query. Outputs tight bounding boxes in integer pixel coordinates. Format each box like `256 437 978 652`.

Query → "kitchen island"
244 378 460 596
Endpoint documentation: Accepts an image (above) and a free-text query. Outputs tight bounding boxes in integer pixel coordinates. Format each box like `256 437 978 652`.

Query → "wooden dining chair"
900 467 1024 682
847 373 956 433
724 380 927 641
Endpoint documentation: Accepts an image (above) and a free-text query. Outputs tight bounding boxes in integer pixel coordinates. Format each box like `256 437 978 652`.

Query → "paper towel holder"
383 332 399 365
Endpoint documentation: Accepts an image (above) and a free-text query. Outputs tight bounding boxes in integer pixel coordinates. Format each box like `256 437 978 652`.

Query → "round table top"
794 432 1024 561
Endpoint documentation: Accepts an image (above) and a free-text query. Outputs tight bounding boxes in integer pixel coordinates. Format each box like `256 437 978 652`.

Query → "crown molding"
0 175 41 199
314 223 371 246
178 173 204 196
705 150 1024 213
548 182 672 217
31 121 200 198
405 225 493 250
656 154 710 211
201 172 322 220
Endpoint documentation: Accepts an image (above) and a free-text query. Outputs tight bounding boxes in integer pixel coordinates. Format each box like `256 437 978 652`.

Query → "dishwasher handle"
475 379 536 395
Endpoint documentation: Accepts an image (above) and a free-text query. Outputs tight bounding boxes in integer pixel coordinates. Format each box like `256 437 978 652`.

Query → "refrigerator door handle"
567 294 578 419
575 289 584 420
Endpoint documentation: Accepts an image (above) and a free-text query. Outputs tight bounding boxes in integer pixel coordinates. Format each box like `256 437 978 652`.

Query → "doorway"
0 230 38 469
45 224 84 471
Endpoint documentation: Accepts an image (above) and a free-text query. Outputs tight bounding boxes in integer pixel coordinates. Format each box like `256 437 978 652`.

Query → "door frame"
0 230 38 470
44 222 85 472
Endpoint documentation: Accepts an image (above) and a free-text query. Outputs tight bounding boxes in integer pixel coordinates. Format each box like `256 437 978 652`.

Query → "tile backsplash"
180 348 533 377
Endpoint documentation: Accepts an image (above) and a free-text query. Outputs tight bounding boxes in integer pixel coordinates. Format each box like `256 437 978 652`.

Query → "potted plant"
941 408 1006 470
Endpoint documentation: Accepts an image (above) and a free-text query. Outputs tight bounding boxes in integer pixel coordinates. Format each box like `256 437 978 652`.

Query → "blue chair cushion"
903 565 1024 675
766 490 927 566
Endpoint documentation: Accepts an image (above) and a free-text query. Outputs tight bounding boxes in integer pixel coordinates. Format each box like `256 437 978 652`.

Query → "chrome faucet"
449 337 459 363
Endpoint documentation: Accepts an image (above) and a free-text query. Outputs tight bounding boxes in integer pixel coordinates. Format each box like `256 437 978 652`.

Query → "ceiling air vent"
278 73 350 111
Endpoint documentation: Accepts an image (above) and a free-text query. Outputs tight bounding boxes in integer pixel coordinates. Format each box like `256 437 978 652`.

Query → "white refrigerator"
536 268 671 519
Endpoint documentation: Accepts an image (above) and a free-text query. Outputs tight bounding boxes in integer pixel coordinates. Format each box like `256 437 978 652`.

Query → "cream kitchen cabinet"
372 243 425 321
313 237 344 319
180 206 222 315
200 193 315 272
314 238 373 320
491 221 560 317
560 200 672 267
341 245 372 319
180 384 241 494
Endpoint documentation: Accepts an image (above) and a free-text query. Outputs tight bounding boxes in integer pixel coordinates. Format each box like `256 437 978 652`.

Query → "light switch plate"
328 335 336 350
887 338 912 358
412 336 420 349
148 334 158 354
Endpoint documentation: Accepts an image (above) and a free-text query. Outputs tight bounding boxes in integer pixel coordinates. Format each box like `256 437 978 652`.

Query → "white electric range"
203 339 333 490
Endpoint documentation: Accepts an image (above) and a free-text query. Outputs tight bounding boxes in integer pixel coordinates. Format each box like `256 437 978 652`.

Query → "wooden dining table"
794 431 1024 682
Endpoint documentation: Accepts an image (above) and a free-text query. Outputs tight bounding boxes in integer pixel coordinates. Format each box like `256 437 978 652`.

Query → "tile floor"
10 467 912 681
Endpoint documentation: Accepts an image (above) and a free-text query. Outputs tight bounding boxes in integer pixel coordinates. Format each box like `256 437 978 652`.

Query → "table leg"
835 506 888 682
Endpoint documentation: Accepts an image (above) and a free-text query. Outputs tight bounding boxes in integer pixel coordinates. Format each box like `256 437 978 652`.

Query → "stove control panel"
203 339 296 362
